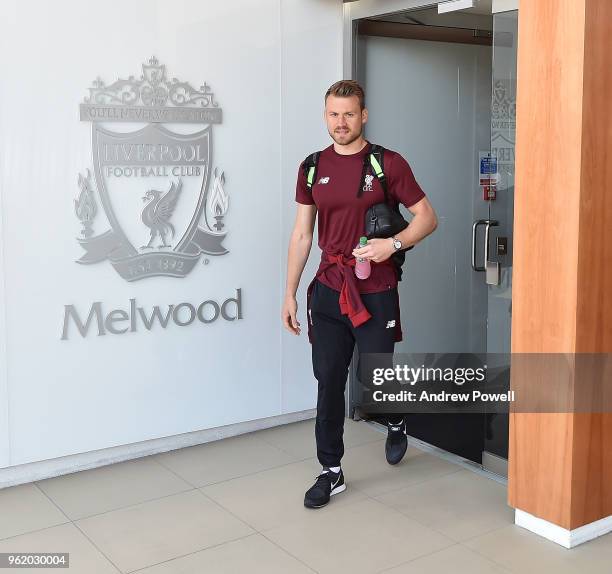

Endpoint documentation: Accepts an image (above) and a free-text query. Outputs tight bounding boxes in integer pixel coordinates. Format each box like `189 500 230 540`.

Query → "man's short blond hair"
325 80 365 110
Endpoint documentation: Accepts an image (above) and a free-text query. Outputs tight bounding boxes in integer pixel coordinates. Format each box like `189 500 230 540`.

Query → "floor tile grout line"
208 485 373 537
456 527 528 573
70 521 124 574
456 543 519 573
362 466 464 501
152 451 212 489
145 453 199 489
193 488 260 533
31 482 71 522
153 430 303 470
194 487 323 572
357 476 504 550
0 485 72 543
353 491 459 549
456 543 516 574
198 463 374 503
33 440 425 526
124 531 260 574
247 433 308 462
2 423 513 571
55 486 200 524
370 487 513 549
0 521 71 544
74 487 260 573
457 521 518 545
37 476 266 574
374 542 463 574
20 450 465 535
254 495 456 574
362 466 516 573
379 471 510 505
187 438 398 494
199 458 323 490
256 530 320 574
371 465 503 500
374 541 514 574
153 444 319 489
198 472 381 550
32 482 123 574
254 427 384 461
253 416 384 440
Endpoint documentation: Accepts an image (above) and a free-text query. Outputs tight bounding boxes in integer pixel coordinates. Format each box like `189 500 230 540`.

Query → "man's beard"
329 125 363 147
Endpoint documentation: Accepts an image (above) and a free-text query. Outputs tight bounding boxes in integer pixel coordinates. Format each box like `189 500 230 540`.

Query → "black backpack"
301 144 412 280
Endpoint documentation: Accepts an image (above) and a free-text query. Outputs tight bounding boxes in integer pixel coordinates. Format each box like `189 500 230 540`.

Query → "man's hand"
281 294 301 335
352 238 395 263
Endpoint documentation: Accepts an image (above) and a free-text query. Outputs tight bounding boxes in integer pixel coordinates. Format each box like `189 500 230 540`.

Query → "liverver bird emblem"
141 180 183 249
74 56 230 281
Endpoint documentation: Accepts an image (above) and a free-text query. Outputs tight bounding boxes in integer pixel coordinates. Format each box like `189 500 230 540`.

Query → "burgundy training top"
295 142 426 295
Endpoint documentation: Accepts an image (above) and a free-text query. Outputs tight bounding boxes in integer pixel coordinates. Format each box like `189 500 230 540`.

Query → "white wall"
280 0 344 413
0 0 342 473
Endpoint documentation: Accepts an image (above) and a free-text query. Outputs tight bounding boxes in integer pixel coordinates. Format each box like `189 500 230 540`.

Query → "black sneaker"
304 468 346 508
385 419 408 465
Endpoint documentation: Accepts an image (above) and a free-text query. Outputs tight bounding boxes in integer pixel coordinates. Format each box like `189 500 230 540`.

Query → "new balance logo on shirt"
318 176 330 184
386 320 396 329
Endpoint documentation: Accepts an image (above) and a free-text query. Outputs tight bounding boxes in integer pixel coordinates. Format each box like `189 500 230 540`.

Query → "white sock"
328 466 341 473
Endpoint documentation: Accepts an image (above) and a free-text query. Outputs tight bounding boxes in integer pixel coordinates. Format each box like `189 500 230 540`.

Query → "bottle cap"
359 236 368 246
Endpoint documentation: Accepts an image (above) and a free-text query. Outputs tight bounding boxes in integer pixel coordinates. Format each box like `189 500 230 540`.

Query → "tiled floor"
1 419 611 573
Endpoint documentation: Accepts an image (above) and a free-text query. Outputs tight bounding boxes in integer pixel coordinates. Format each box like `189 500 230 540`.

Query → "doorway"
348 3 517 475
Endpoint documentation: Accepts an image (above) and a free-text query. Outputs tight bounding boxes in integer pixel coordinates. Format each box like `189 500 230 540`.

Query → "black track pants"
309 279 404 467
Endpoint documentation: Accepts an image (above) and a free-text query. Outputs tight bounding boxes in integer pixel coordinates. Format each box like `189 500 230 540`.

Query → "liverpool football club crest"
75 56 229 281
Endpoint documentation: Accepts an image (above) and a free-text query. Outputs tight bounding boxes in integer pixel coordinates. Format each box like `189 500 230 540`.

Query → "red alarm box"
483 185 497 200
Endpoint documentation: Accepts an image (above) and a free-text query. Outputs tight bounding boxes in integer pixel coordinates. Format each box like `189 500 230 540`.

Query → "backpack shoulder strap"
302 151 320 190
368 144 388 199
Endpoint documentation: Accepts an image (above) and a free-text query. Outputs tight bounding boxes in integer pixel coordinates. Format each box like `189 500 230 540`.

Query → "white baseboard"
0 409 316 489
515 509 612 548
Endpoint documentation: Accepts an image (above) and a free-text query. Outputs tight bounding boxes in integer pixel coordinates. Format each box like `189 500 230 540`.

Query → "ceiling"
461 0 494 15
347 0 494 15
368 1 494 31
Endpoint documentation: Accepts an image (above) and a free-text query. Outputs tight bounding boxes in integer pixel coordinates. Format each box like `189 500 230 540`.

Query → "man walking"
282 80 437 509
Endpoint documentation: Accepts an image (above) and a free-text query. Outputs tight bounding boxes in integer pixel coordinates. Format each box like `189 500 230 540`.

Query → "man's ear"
362 107 368 125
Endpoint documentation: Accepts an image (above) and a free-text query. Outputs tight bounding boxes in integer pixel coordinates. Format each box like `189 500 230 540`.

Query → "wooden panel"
576 0 612 353
570 0 612 529
508 0 584 529
511 0 585 356
510 0 612 531
509 413 574 527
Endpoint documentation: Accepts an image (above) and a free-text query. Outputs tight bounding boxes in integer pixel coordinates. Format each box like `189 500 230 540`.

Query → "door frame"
344 0 519 476
342 0 520 81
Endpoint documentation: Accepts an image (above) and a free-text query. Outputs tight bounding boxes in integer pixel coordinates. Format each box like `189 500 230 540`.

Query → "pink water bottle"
355 236 371 280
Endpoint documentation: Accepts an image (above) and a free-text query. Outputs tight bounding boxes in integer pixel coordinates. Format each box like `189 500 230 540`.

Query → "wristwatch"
391 236 402 251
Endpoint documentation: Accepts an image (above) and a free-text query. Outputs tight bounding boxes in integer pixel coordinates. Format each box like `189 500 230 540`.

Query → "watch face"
393 239 402 250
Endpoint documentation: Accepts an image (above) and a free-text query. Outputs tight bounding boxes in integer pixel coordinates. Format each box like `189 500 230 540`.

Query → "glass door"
349 3 518 473
480 9 518 474
352 3 494 463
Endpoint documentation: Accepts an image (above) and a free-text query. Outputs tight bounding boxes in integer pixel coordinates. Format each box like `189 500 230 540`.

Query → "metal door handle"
484 220 498 267
472 220 487 272
472 219 499 272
